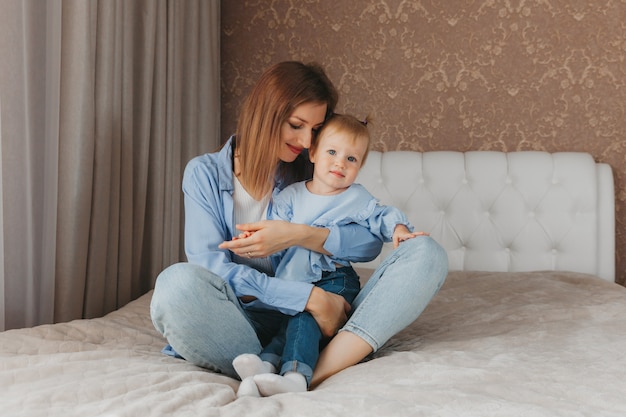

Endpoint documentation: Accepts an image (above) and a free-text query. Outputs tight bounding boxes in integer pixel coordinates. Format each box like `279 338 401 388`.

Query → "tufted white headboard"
354 151 615 282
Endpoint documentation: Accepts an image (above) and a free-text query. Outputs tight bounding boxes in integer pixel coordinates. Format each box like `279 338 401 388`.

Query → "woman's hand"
218 220 330 258
218 220 295 257
305 286 351 338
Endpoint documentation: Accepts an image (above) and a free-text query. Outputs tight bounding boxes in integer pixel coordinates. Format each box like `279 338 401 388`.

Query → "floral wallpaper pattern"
221 0 626 285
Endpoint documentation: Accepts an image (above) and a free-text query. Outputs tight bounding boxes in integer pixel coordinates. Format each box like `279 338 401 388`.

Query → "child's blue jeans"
259 267 361 386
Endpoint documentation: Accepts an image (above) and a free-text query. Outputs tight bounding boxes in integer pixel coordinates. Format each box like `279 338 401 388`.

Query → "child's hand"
231 230 255 240
392 225 429 248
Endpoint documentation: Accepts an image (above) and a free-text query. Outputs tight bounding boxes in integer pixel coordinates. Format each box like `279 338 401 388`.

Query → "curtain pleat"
0 0 56 329
0 96 4 330
0 0 220 329
41 0 63 329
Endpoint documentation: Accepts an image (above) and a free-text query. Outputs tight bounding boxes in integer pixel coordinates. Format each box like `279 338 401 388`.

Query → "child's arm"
392 224 429 248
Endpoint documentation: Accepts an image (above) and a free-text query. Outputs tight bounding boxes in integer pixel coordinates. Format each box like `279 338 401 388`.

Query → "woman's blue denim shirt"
182 137 382 315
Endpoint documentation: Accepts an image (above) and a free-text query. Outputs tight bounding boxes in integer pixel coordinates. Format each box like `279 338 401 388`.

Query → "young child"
233 113 426 397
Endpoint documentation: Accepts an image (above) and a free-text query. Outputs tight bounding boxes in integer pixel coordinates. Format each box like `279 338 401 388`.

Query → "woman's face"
278 102 327 163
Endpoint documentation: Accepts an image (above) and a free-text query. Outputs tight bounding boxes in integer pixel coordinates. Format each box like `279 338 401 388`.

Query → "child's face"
309 129 368 195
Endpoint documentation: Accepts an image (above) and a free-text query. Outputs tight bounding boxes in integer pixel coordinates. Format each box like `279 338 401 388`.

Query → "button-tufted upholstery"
355 151 615 282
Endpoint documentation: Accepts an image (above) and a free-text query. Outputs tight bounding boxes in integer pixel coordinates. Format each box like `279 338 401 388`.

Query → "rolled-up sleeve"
323 223 383 262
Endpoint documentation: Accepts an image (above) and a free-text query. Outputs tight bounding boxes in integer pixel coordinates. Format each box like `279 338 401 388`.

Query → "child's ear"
308 148 316 163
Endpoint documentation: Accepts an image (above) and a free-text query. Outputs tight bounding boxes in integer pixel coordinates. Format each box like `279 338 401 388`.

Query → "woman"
150 61 448 393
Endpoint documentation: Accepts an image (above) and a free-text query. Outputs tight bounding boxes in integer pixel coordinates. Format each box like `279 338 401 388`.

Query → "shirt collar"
217 136 236 192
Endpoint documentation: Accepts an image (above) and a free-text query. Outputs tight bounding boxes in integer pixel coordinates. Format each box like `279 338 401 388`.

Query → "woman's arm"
184 157 313 315
219 220 383 261
219 220 331 257
221 182 383 260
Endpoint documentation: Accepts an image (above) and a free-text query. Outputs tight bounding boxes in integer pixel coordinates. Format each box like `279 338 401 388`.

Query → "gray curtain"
0 0 220 330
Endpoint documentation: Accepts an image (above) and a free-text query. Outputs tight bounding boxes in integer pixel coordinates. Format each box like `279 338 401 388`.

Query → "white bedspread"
1 271 625 417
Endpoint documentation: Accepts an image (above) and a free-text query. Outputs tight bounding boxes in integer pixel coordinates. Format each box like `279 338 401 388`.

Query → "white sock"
254 372 308 396
232 353 276 380
236 376 261 398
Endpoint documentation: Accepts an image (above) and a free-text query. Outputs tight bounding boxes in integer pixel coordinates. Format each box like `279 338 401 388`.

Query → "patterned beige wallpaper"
221 1 626 285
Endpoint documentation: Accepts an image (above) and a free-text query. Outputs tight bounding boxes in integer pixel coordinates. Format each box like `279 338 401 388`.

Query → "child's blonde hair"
310 113 372 166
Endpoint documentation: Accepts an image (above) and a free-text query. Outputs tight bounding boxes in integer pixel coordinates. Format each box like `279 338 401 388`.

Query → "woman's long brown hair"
235 61 338 199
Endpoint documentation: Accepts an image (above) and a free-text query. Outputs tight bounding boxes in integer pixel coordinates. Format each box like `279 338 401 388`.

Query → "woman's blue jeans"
260 267 361 386
150 236 448 378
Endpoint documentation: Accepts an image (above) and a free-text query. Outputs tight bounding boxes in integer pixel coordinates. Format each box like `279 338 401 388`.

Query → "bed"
1 150 625 417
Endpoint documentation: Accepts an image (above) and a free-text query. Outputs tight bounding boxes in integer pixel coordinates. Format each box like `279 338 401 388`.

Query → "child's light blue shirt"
272 181 413 283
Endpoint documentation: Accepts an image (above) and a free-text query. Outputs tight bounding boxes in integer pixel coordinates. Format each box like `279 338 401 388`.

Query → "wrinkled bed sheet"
1 271 625 417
